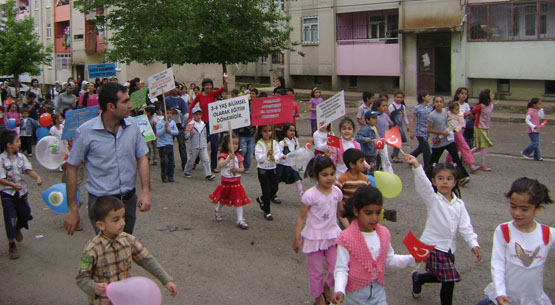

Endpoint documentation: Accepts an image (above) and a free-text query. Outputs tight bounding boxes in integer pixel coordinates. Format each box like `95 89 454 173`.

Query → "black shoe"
162 177 168 183
264 213 274 221
411 271 421 298
271 196 281 204
168 177 174 182
384 209 397 222
256 196 264 211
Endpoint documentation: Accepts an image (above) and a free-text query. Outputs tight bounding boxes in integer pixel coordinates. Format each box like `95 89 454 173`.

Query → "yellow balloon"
374 171 403 198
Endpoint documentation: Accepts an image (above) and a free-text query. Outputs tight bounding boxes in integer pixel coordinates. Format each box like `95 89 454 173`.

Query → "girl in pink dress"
292 155 342 305
447 101 477 171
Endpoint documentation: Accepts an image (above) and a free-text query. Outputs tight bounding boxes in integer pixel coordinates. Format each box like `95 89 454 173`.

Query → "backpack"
500 223 550 245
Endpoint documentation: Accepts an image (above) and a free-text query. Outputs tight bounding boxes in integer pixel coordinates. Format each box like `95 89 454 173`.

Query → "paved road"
1 113 554 304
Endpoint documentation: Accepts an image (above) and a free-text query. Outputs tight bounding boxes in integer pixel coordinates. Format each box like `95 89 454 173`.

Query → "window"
349 76 357 87
336 10 398 42
369 16 386 39
73 34 84 40
46 24 52 39
546 80 555 94
56 54 71 70
314 75 321 85
45 0 51 8
34 0 39 10
274 0 284 11
469 1 555 41
497 79 510 93
302 16 318 44
272 51 283 64
260 55 267 64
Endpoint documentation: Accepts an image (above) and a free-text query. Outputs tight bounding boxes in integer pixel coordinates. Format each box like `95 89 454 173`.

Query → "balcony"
54 3 71 22
85 32 106 55
336 41 400 76
55 36 71 53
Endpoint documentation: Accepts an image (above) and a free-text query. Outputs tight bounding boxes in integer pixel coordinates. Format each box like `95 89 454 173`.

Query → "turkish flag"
327 134 341 148
540 120 548 127
403 231 434 261
374 138 385 150
385 125 402 149
184 123 194 132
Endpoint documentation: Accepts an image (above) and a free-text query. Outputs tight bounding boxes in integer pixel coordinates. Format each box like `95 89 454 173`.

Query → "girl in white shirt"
312 124 331 156
254 125 282 221
277 123 303 199
475 177 553 305
49 114 67 172
404 154 481 305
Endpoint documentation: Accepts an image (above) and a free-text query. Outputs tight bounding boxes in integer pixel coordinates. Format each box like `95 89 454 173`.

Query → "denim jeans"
522 132 541 160
240 137 255 171
158 145 175 179
475 297 495 305
411 136 431 169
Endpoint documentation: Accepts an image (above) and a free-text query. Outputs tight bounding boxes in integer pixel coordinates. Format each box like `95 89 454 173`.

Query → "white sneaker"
521 154 531 160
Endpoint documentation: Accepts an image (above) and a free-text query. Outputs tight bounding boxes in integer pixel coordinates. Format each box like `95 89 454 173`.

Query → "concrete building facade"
236 0 555 100
9 0 229 90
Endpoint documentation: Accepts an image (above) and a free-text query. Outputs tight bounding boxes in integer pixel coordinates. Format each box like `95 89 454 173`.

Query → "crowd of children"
1 78 553 305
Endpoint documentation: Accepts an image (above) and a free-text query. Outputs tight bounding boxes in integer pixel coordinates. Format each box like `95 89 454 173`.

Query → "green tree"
75 0 299 73
0 0 52 95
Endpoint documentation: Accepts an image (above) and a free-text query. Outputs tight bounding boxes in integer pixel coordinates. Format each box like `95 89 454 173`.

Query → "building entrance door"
417 33 451 95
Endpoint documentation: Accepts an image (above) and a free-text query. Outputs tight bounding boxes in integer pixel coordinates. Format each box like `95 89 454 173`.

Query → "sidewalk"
259 87 555 124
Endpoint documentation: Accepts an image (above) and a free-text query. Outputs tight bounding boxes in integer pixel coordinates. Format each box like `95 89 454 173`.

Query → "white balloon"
35 136 68 170
288 148 314 172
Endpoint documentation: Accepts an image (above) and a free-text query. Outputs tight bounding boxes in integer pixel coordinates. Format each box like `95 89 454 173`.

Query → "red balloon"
39 113 53 127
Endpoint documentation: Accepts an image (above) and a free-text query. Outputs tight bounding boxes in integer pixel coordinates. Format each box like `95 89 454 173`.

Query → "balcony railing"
55 36 71 53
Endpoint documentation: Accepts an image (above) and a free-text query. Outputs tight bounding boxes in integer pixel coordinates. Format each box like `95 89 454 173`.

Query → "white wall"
466 41 555 80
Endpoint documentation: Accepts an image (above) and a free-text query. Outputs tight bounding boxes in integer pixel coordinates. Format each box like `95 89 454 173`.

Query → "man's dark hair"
93 196 124 222
98 83 128 112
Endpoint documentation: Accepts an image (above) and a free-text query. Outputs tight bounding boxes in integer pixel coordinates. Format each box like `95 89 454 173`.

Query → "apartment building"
237 0 555 100
10 0 227 89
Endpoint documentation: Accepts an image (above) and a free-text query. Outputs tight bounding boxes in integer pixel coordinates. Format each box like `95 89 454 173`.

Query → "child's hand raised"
166 281 178 297
472 246 481 262
403 154 419 168
95 283 107 296
331 292 344 304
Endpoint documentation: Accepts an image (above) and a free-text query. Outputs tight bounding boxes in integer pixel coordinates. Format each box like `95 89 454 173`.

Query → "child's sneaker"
237 219 249 229
459 176 471 186
184 173 191 178
480 165 492 171
470 165 480 173
411 271 421 298
9 247 19 259
264 213 274 221
521 153 531 160
205 175 216 181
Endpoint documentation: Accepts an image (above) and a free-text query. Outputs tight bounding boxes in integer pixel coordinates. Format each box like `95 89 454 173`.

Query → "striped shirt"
335 171 370 202
413 104 434 137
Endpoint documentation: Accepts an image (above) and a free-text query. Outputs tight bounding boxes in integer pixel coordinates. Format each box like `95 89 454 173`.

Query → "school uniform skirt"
276 164 302 184
473 128 493 148
425 249 461 282
209 177 251 207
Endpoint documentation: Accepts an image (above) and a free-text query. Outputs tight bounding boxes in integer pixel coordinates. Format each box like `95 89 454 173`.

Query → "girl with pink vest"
332 186 416 305
292 156 342 305
328 118 362 178
521 98 545 161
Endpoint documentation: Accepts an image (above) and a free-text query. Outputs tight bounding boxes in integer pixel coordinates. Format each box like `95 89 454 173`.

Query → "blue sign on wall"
88 63 117 79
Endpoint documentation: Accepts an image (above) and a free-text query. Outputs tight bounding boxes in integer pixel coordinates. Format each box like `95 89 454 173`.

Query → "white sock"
236 206 244 223
216 203 223 213
295 180 304 198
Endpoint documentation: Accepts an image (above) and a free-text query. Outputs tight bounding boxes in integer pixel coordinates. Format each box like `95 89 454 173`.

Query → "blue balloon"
8 119 16 129
36 127 50 140
41 183 79 214
366 174 377 187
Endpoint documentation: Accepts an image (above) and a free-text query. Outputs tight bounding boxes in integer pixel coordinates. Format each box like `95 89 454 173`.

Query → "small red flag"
184 123 194 132
403 231 434 261
385 125 402 149
327 134 341 148
540 120 548 127
374 138 385 150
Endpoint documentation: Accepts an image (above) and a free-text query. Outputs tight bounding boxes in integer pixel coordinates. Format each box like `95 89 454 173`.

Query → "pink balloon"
106 276 162 305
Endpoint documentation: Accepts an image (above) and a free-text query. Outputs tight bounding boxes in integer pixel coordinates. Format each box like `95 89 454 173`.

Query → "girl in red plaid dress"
404 154 481 305
209 134 251 229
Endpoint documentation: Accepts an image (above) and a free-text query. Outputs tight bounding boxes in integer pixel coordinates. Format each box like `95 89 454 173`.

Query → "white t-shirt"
335 139 356 177
313 130 329 152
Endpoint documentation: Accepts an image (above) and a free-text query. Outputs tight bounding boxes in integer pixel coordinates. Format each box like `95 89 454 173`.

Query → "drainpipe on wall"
398 1 405 92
